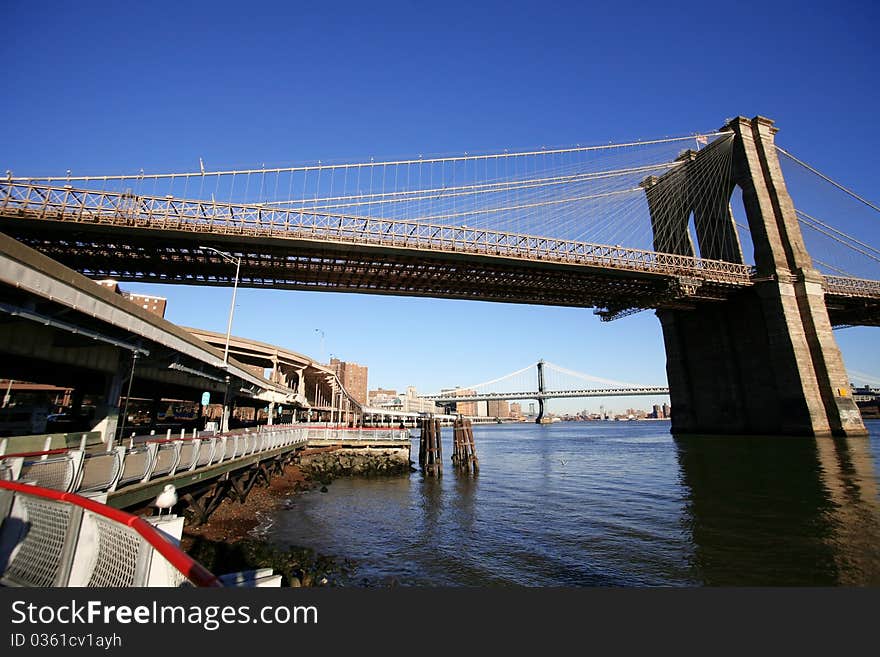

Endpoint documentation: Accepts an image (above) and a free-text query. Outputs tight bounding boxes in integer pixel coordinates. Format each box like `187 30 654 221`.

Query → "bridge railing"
0 425 309 498
823 275 880 299
0 480 221 587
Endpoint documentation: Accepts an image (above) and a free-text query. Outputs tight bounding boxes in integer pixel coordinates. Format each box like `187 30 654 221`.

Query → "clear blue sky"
2 1 878 413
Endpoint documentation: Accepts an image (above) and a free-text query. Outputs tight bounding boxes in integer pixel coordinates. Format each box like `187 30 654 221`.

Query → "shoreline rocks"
295 446 413 478
180 447 413 586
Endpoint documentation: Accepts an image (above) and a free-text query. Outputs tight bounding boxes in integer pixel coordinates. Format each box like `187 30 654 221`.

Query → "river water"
265 420 880 586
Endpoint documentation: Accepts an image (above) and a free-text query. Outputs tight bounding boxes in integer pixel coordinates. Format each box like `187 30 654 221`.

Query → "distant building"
652 404 664 419
97 279 167 318
368 388 398 406
487 399 510 418
447 388 477 416
402 386 440 414
662 403 671 419
330 358 368 405
375 396 403 411
852 385 878 419
509 402 522 418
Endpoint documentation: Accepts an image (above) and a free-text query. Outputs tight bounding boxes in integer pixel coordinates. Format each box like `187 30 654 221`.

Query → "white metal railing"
300 425 412 442
0 425 310 497
0 424 408 498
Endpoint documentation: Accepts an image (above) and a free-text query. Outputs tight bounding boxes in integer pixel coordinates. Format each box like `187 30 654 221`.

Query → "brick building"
330 358 368 406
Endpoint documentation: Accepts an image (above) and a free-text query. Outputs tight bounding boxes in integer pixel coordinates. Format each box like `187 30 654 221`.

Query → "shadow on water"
675 433 880 586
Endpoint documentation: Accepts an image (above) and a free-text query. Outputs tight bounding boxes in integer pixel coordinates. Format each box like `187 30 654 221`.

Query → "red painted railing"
0 480 221 587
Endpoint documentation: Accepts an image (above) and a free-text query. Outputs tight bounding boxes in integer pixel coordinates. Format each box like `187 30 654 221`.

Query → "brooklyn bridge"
1 115 878 437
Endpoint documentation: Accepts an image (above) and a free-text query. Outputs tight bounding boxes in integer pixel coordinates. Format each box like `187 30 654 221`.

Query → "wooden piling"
419 415 442 476
418 419 426 468
452 416 478 474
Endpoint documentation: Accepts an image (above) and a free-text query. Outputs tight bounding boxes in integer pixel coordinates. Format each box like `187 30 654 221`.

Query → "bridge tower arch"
647 116 865 437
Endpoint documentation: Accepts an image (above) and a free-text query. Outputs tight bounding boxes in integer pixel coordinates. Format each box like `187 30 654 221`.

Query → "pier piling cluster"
452 416 479 474
418 416 442 476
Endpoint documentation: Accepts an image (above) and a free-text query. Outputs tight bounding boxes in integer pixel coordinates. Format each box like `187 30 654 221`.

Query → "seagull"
155 484 178 516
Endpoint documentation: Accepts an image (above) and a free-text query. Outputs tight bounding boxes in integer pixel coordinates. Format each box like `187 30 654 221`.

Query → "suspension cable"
776 145 880 214
12 133 729 182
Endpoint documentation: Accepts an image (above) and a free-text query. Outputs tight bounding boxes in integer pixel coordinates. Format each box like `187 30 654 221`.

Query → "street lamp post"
199 246 241 366
222 374 231 433
200 246 241 432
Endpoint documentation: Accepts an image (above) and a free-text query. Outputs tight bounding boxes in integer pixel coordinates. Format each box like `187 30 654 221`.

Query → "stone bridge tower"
644 116 865 437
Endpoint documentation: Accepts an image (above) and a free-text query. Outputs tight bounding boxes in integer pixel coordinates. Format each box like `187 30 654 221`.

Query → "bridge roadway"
0 233 301 443
1 181 878 325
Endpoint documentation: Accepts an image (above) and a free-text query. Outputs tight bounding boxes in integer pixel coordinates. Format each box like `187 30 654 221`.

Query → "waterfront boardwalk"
0 423 411 587
0 424 410 512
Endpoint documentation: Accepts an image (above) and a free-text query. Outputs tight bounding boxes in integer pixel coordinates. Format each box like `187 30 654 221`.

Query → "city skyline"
2 1 877 415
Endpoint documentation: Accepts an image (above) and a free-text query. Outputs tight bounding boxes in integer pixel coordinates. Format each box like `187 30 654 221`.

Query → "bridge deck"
1 182 877 323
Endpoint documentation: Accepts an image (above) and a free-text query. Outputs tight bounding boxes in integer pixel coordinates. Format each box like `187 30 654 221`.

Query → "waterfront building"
375 397 404 411
488 399 510 418
368 388 397 406
476 400 488 417
402 386 440 414
448 388 477 416
509 402 522 418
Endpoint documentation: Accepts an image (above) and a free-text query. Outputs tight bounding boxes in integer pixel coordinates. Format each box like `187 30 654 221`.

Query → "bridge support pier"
652 116 865 437
535 398 545 424
92 370 123 447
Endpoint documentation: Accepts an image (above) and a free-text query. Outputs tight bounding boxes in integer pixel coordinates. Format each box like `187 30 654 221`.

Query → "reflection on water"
675 434 880 585
267 420 880 586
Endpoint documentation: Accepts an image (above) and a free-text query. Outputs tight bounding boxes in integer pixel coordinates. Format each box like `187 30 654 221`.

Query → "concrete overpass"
0 233 299 443
183 327 364 424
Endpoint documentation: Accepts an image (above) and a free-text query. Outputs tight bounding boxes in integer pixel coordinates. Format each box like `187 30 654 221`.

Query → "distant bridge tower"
645 116 865 437
535 359 546 424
